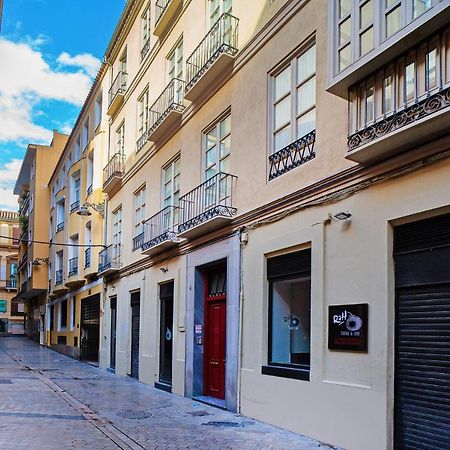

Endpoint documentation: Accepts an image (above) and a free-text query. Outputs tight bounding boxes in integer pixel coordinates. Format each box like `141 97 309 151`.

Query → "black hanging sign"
328 303 368 352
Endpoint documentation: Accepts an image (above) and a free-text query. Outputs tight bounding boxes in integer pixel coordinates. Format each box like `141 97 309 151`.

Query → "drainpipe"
236 227 248 414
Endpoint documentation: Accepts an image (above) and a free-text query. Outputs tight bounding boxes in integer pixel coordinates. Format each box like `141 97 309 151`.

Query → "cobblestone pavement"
0 337 336 450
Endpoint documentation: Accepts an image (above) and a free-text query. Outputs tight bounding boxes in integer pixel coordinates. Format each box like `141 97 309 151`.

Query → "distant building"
0 210 23 334
14 131 68 343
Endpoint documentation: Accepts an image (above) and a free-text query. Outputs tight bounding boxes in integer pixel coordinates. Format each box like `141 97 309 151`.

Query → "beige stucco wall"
239 152 450 450
100 254 186 395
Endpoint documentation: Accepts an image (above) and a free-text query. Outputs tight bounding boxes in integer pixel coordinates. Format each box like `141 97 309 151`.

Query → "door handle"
210 361 219 366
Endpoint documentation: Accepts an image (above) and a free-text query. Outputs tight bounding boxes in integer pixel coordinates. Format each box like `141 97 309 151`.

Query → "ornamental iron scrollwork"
348 86 450 152
185 13 239 94
268 130 316 181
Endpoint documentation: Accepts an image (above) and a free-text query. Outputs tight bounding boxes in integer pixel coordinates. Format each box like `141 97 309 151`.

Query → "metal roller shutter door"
130 293 140 379
394 214 450 449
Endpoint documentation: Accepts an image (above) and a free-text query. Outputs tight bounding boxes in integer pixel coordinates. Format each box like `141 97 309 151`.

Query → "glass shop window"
265 248 311 379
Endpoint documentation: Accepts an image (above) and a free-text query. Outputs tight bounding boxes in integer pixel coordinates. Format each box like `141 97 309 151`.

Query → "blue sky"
0 0 125 210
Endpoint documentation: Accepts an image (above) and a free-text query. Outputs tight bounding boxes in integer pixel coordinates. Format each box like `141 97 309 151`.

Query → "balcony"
66 257 85 290
178 172 237 239
70 200 80 213
84 247 91 269
185 13 238 101
107 71 127 117
56 222 64 233
154 0 182 38
54 269 68 295
142 206 183 256
268 130 316 180
5 279 17 290
141 37 151 62
328 2 450 98
103 153 124 194
98 245 122 276
19 192 30 216
346 28 450 164
136 130 149 152
147 78 186 142
132 232 144 251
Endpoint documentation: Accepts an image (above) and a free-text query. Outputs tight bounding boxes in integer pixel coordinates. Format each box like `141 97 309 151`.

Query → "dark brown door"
130 292 140 379
159 282 173 386
204 269 226 400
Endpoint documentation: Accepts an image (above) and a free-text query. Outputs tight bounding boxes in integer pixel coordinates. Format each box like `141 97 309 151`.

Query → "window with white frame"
141 3 151 48
332 0 440 76
116 122 125 155
204 114 231 180
209 0 232 25
86 152 94 195
56 200 65 230
167 39 183 102
70 172 80 209
74 136 80 161
112 207 122 258
163 156 181 226
134 186 146 239
82 117 89 150
94 92 103 129
271 43 316 154
137 89 149 139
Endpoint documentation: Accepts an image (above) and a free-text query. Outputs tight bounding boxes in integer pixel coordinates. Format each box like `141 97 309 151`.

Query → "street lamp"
77 202 105 217
32 257 49 266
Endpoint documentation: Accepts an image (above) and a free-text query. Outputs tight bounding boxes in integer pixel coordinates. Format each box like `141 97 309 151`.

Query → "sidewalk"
0 337 336 450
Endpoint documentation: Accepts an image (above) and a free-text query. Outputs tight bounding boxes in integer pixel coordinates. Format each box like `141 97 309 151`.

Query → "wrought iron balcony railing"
148 78 185 137
98 244 122 274
84 247 91 268
178 172 237 234
55 269 63 286
155 0 171 25
108 71 127 107
142 206 180 252
56 222 64 233
70 200 80 213
68 257 78 277
347 27 450 154
185 13 239 93
268 130 316 180
6 279 17 289
19 192 30 215
132 232 144 251
141 37 152 61
103 152 125 188
136 130 149 152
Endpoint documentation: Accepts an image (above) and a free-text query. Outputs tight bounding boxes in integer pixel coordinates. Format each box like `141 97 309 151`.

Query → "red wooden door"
204 271 227 399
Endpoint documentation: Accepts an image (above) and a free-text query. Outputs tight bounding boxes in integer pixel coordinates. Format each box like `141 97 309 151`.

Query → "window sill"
261 365 310 381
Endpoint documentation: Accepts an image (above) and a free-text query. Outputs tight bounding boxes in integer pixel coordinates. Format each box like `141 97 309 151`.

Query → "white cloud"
0 37 98 144
57 51 101 78
0 95 51 143
0 159 22 211
0 38 95 105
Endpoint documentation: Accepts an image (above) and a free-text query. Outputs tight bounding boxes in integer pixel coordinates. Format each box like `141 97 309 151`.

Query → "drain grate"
0 379 12 384
187 410 211 417
202 421 242 428
117 409 152 420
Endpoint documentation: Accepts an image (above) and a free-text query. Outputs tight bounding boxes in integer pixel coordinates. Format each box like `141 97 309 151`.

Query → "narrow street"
0 337 332 450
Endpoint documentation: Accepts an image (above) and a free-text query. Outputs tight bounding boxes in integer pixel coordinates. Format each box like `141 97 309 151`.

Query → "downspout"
236 227 248 414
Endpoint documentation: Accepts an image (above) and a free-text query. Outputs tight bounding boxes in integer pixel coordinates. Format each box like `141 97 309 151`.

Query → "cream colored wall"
239 153 450 450
101 254 186 395
105 0 349 269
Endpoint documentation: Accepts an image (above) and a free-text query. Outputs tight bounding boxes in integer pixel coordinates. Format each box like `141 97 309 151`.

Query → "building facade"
44 67 108 361
13 1 450 449
0 210 23 334
14 131 68 343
